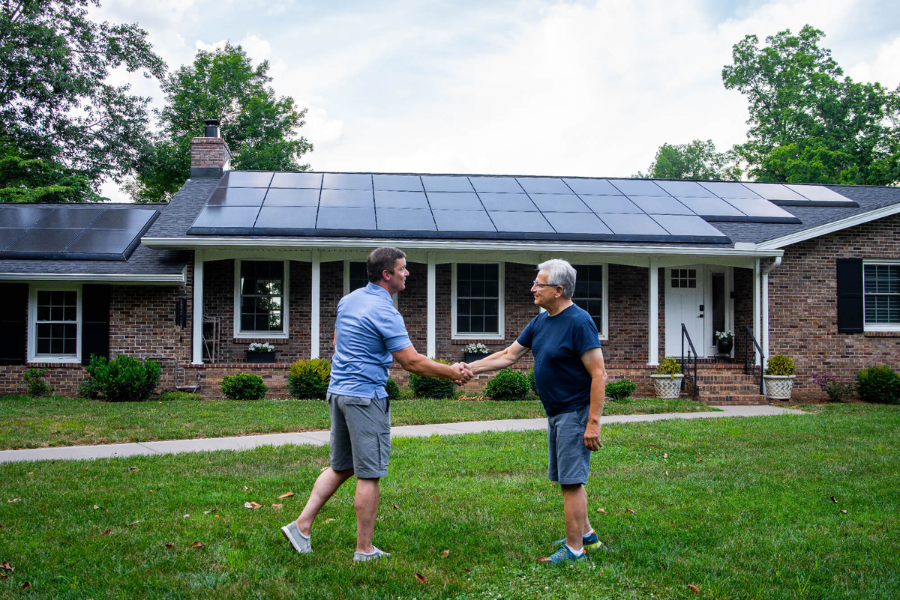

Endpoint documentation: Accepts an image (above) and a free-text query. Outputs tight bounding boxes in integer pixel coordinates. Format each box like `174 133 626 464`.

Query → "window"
348 262 368 293
572 264 607 339
29 285 81 362
864 263 900 328
671 268 697 288
452 263 504 339
234 260 289 338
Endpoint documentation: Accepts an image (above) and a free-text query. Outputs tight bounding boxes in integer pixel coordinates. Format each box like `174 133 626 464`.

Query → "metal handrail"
742 325 765 394
680 324 699 401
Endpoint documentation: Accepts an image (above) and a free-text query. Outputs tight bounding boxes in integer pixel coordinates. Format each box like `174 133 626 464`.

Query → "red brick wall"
190 137 231 168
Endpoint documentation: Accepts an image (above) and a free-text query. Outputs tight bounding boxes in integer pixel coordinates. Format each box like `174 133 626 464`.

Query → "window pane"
349 262 368 292
864 264 900 325
239 261 285 332
456 263 501 334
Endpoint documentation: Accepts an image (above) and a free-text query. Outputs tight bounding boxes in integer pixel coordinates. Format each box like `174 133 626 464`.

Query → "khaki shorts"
327 392 391 479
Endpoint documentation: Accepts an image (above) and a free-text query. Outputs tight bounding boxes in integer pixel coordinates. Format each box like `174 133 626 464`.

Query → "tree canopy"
131 43 312 202
0 0 166 201
635 139 741 181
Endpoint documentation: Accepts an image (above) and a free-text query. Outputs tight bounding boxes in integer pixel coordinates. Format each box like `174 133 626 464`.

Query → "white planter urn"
764 375 795 400
651 374 684 399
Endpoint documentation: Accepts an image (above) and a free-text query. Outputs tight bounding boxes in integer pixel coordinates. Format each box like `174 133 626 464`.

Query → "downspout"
761 256 782 369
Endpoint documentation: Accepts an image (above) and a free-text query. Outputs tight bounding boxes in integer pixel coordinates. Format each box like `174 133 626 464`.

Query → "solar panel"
543 212 612 234
651 215 727 237
785 184 851 202
529 195 591 212
316 207 376 230
254 207 317 229
721 198 798 219
516 177 574 195
425 192 483 210
579 196 643 214
375 208 436 231
270 172 322 188
0 228 26 250
35 208 104 229
373 175 424 192
221 171 274 188
192 207 261 229
206 187 267 207
478 193 538 212
433 210 496 232
628 196 694 215
421 176 474 193
319 189 373 208
262 188 321 207
653 180 717 198
563 179 622 195
698 182 761 199
741 182 806 201
598 213 669 236
65 230 143 256
489 211 554 233
374 191 430 209
469 177 523 193
609 179 667 196
0 206 52 228
675 197 745 218
89 209 156 230
322 173 372 190
6 228 83 252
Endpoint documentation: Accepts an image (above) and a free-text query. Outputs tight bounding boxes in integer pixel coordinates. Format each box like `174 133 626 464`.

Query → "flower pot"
464 352 489 364
716 339 734 355
764 374 795 400
247 351 276 363
650 374 684 399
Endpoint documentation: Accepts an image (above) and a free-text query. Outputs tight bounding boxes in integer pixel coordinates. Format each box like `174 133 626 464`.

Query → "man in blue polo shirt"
468 259 607 564
282 247 472 562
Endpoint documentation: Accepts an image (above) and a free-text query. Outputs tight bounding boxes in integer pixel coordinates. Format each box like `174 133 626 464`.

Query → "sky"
91 0 900 202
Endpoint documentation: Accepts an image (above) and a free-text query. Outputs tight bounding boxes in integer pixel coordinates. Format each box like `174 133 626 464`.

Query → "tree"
635 139 742 180
0 0 166 200
132 43 312 202
722 25 900 185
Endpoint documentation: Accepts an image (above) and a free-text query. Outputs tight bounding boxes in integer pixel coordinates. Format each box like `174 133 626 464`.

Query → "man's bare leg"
354 477 380 553
560 483 592 551
295 467 354 536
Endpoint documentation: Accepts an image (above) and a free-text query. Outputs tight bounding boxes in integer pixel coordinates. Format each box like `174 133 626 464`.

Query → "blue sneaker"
553 531 603 550
542 544 587 564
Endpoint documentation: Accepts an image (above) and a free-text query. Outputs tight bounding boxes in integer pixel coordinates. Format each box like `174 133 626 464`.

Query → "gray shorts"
328 392 391 479
547 404 592 485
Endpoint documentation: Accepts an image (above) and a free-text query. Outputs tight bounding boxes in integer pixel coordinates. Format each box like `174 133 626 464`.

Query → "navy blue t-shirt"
517 303 601 417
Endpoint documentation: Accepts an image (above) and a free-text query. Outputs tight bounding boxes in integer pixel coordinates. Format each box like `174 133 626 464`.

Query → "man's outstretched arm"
467 341 530 375
392 346 472 383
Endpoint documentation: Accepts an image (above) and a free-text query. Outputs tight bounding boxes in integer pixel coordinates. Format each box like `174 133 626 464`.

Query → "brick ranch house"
1 130 899 402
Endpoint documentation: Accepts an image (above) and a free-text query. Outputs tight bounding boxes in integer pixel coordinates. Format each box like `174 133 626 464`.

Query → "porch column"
427 253 436 358
311 251 321 359
192 249 204 365
753 258 761 364
761 257 782 369
648 258 659 365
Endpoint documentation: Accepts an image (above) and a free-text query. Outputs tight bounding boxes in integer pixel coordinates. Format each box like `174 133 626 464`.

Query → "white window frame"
234 259 290 339
863 259 900 331
343 260 398 308
28 283 82 364
572 263 609 341
451 262 505 340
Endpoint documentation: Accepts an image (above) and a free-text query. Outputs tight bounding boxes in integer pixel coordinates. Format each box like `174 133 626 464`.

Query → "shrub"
156 391 203 402
606 379 636 400
84 355 161 402
765 354 796 376
409 359 456 399
22 367 54 398
221 373 268 400
483 368 530 401
288 359 331 399
528 367 538 396
385 377 401 401
654 356 682 377
811 372 855 402
856 365 900 404
77 376 100 399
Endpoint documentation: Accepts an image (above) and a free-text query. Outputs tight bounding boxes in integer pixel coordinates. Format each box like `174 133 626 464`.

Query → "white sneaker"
281 521 311 554
353 546 390 562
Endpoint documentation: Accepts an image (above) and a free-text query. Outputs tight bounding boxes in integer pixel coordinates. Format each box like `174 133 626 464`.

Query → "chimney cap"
203 118 220 126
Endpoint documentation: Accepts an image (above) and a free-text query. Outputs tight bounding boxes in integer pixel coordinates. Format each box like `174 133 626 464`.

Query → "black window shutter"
82 285 110 364
0 283 28 365
836 258 863 333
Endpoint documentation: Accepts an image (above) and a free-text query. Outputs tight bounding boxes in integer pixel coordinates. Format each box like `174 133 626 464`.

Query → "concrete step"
704 394 769 405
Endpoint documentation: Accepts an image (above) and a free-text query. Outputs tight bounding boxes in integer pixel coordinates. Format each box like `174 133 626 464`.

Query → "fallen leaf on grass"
840 510 848 514
21 581 30 590
688 584 700 594
183 514 190 519
93 505 99 510
663 453 668 459
0 572 6 580
415 572 428 584
625 508 636 514
243 486 252 492
101 529 111 536
244 502 262 510
392 505 399 510
830 496 838 503
596 508 607 514
0 561 14 571
129 467 140 472
271 504 283 510
128 520 141 527
190 542 205 549
278 492 295 500
324 518 335 523
7 498 20 503
441 550 450 558
665 471 670 477
165 543 174 549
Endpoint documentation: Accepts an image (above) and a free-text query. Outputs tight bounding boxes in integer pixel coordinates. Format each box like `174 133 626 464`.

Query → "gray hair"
537 259 576 298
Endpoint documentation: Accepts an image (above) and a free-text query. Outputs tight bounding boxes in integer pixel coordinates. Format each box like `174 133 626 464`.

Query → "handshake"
449 362 475 385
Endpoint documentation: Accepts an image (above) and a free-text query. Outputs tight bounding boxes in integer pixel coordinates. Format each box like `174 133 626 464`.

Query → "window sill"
28 357 81 364
233 333 289 340
452 333 505 341
864 330 900 337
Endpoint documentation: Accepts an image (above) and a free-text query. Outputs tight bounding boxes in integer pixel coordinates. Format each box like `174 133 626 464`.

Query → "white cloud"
847 35 900 88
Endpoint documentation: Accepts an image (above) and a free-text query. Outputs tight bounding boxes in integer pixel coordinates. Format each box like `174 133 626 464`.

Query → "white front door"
665 266 705 358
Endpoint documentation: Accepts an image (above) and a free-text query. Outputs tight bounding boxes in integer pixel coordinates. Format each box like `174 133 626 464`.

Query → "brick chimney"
190 119 231 178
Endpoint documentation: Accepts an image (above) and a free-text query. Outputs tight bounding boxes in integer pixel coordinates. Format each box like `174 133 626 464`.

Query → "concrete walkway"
0 405 803 464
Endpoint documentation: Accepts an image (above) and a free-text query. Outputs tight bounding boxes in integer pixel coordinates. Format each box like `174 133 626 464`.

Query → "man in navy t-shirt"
468 259 608 564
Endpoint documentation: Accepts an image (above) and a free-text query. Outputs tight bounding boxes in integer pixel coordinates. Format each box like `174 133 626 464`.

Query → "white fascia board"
757 203 900 250
0 269 186 285
142 236 782 259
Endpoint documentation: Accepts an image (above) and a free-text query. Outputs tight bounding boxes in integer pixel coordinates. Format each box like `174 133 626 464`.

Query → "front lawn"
0 396 713 450
0 403 896 599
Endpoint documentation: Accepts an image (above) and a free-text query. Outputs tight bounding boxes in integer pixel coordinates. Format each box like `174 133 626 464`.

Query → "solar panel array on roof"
0 206 158 260
189 172 857 243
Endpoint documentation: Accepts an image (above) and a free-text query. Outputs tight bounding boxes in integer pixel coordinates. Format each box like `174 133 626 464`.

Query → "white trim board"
0 271 185 284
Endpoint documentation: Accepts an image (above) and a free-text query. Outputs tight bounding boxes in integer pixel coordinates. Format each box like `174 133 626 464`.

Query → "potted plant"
764 354 795 400
463 342 490 364
246 342 276 363
651 356 683 399
715 330 734 355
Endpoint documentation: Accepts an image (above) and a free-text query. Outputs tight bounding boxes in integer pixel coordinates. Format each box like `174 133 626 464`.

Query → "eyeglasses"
532 281 559 288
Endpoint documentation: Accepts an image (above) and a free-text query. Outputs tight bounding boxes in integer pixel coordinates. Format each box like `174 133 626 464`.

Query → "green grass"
0 396 712 450
0 403 896 599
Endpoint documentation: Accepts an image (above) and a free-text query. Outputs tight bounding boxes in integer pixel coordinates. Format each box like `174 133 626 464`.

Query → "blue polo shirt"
328 283 412 399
